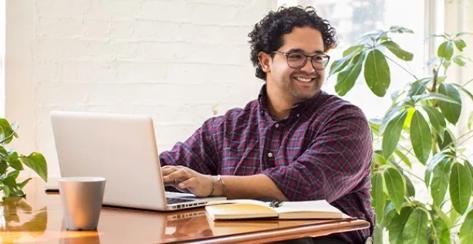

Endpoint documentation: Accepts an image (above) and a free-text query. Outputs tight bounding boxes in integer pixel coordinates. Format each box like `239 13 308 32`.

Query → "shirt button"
275 123 280 128
296 113 300 118
267 152 273 158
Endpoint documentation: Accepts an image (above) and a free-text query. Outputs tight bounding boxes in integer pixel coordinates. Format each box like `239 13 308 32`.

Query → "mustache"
291 72 321 79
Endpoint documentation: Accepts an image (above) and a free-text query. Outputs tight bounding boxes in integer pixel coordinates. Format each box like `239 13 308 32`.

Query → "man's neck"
265 85 297 121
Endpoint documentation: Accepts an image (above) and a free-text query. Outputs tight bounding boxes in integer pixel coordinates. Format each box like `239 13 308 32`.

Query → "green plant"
0 118 47 198
330 26 473 243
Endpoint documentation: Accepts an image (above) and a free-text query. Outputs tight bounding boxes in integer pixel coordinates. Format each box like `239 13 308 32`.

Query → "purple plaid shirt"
160 85 374 243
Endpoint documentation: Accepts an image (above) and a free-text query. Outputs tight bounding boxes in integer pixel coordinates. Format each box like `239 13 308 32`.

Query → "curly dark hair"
248 6 337 80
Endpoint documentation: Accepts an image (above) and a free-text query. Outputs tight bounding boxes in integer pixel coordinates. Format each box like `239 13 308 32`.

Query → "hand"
161 165 213 197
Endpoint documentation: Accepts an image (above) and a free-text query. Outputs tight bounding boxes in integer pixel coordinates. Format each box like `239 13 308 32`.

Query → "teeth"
294 76 313 82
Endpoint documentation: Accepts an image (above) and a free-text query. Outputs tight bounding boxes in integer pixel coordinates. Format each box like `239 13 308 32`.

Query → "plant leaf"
455 32 473 37
394 148 413 168
452 83 473 102
5 170 20 186
432 33 448 38
2 184 11 197
438 83 462 125
388 206 413 244
369 119 381 136
390 163 415 196
0 118 17 144
329 53 356 76
401 208 429 244
454 39 466 51
438 129 455 149
335 52 364 96
373 150 387 166
404 107 416 127
372 172 386 224
430 159 451 207
19 152 48 182
7 151 23 170
342 44 365 57
404 174 416 197
422 106 446 135
425 152 448 184
18 177 32 189
383 203 397 225
384 167 406 213
432 212 451 244
361 30 386 42
413 92 461 104
380 105 404 133
453 55 466 66
382 40 413 61
389 26 414 34
449 162 473 214
466 160 473 189
364 49 391 97
408 78 430 96
410 110 432 164
460 209 473 244
438 41 454 60
0 145 8 157
0 160 7 175
382 111 408 159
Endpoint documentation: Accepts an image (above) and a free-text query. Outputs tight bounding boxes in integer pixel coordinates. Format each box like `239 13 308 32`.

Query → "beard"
288 72 323 101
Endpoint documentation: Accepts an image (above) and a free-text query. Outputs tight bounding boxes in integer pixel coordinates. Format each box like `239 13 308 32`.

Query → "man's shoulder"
223 99 259 118
313 92 366 117
205 99 259 126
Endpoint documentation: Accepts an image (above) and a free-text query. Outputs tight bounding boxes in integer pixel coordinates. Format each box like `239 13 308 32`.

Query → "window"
278 0 427 119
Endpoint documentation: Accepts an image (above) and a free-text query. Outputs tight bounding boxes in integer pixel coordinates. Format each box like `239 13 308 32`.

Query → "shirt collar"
257 84 324 118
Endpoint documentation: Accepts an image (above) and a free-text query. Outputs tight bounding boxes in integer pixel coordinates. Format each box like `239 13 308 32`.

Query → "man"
160 6 373 244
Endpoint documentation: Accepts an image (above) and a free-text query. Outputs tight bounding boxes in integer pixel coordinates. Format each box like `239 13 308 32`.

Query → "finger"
162 170 181 184
163 169 191 184
161 165 178 175
178 178 197 192
162 175 174 185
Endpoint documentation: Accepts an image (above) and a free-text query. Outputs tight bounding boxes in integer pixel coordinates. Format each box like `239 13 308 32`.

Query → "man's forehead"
280 27 325 52
284 48 325 54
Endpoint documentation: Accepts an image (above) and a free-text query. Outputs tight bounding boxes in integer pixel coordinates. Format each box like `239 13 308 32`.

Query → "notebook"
205 199 350 220
50 111 225 211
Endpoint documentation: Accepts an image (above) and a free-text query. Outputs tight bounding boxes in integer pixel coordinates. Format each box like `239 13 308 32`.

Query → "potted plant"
0 118 47 198
330 26 473 243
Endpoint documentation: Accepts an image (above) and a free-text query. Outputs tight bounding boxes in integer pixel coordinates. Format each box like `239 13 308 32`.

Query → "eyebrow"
286 48 325 54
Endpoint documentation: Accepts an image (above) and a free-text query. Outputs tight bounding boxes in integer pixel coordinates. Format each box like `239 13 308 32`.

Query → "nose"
300 57 315 73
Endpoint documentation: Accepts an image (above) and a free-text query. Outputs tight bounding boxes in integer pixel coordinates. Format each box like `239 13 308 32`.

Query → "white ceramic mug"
58 177 106 230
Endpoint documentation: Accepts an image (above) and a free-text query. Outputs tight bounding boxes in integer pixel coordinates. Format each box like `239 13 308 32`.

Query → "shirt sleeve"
159 116 222 175
262 105 373 202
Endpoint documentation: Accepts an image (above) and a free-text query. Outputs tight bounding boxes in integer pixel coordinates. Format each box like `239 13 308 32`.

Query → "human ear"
258 51 272 72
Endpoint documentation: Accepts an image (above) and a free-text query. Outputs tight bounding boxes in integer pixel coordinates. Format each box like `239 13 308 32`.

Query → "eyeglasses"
273 51 330 70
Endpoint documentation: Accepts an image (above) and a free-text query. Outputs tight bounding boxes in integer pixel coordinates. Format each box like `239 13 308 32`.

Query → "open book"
205 199 351 220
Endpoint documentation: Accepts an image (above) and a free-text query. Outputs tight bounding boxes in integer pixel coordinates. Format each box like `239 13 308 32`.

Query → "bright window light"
278 0 426 119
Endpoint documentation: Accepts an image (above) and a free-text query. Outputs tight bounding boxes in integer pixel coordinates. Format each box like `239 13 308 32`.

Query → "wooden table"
0 179 370 243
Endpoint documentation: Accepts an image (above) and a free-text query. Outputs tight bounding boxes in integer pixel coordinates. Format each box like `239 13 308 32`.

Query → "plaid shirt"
160 85 374 243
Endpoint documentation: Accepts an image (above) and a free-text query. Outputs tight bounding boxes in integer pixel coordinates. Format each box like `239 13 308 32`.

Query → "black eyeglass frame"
272 51 330 70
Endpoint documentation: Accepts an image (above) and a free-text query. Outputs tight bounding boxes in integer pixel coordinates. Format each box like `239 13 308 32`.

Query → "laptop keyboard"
166 197 197 204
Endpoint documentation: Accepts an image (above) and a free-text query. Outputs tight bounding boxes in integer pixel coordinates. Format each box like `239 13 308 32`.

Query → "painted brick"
7 0 274 178
36 0 91 19
138 0 191 22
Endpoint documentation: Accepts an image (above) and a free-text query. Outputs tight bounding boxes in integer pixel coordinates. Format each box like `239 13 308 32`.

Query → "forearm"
213 174 288 201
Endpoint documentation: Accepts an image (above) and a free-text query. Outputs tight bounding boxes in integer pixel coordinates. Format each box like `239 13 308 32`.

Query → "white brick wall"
6 0 275 178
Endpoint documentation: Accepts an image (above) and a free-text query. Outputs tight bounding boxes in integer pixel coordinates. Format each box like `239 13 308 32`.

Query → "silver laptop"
50 111 225 211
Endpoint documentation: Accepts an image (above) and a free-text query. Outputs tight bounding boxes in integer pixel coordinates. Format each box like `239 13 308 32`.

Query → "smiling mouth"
293 75 317 83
